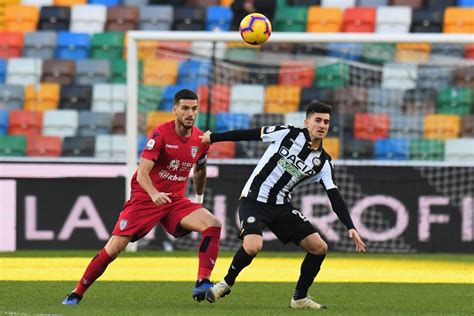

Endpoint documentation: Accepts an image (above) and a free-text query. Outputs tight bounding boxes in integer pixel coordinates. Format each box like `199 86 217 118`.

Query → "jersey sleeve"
140 129 164 161
196 143 209 165
317 160 338 191
260 125 290 143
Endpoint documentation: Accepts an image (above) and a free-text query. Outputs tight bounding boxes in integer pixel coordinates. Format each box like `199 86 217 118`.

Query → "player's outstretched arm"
136 157 172 205
348 229 366 252
199 128 262 144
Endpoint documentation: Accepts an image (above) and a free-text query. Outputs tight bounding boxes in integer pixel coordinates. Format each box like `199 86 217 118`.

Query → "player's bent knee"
308 241 328 255
105 235 131 258
243 240 263 256
206 215 222 228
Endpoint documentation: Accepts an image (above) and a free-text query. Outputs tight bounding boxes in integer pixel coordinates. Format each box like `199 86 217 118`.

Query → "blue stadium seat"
216 113 250 133
137 134 148 157
56 32 91 60
177 59 211 85
89 0 120 5
206 6 232 31
0 60 6 84
160 84 198 112
374 138 409 160
327 43 362 61
458 0 474 6
0 109 8 135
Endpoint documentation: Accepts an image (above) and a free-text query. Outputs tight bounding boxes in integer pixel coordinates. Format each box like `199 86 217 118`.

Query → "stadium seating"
61 136 95 156
7 58 42 85
323 137 341 159
443 7 474 33
453 66 474 88
22 0 53 6
402 89 436 114
27 136 61 155
327 43 362 61
409 139 444 160
0 85 24 111
375 6 412 33
278 61 314 87
75 59 111 85
284 111 305 128
315 62 348 88
59 85 92 110
0 135 26 156
178 59 211 85
354 112 390 141
229 84 265 114
395 43 431 63
0 109 9 135
112 112 125 134
143 58 178 86
411 9 443 33
206 6 232 31
427 0 456 10
265 85 300 113
322 0 356 9
4 5 39 32
343 139 373 159
342 7 376 33
381 62 417 90
56 32 90 60
173 6 206 31
92 83 127 113
215 112 250 132
444 138 474 160
461 115 474 137
207 141 235 158
146 111 175 135
23 32 57 59
70 4 106 33
307 7 341 32
91 32 124 60
54 0 87 6
437 87 473 115
0 60 7 83
276 6 308 32
43 109 78 138
39 6 71 31
23 83 60 111
417 65 452 90
138 5 173 31
0 32 24 58
358 0 388 6
374 138 410 160
78 111 113 136
95 134 126 159
423 114 461 140
41 59 76 85
7 110 42 138
105 6 139 32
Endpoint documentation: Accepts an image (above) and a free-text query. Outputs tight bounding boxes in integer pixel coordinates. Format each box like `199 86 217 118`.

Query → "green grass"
0 281 472 315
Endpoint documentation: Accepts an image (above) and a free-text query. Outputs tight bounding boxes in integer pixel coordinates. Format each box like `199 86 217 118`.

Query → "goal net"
126 32 474 252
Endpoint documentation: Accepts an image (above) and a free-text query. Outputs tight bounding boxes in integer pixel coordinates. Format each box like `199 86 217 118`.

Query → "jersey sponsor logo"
119 219 128 230
145 139 155 150
247 216 256 223
278 146 316 180
167 159 180 171
313 157 321 166
166 144 179 149
190 146 199 158
158 170 188 182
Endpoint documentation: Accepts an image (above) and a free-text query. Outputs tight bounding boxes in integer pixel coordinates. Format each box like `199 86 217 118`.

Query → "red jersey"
130 120 209 199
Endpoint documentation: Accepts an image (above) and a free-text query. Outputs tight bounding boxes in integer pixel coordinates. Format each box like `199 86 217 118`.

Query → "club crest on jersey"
313 157 321 166
119 219 128 231
190 146 199 158
168 159 180 171
145 139 155 150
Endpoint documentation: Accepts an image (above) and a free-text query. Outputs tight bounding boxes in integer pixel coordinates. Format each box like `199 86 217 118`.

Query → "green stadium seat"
91 32 124 60
437 87 473 115
361 43 395 64
274 6 307 32
138 85 162 112
196 112 216 132
0 135 26 156
314 62 348 88
409 139 444 160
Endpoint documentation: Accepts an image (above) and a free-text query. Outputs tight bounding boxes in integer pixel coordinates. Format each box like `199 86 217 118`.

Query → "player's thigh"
104 235 132 257
238 198 272 239
299 233 328 255
179 207 221 233
270 206 317 245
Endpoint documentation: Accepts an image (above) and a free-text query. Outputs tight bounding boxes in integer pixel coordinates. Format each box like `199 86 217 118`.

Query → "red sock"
74 248 115 296
197 226 221 280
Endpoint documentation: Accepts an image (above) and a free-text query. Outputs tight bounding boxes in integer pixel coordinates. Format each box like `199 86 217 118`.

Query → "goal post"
125 31 474 252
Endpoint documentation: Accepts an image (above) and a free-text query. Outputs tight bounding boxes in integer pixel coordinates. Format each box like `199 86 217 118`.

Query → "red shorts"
112 196 203 242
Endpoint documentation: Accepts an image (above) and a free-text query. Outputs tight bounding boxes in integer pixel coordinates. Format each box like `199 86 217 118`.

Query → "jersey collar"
303 128 323 151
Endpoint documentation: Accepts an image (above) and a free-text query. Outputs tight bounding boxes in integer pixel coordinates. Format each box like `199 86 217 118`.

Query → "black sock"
196 278 210 287
224 247 255 286
293 253 326 300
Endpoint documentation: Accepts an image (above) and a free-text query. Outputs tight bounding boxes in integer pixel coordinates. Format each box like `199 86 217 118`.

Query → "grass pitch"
0 251 473 315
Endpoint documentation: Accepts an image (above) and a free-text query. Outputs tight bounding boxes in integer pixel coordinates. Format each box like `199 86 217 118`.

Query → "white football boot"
290 296 327 309
205 280 231 303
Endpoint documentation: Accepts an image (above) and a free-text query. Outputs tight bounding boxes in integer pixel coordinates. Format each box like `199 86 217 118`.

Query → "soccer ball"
239 13 272 46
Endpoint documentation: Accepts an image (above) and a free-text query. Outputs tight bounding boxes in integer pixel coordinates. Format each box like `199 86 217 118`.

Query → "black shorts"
238 198 317 245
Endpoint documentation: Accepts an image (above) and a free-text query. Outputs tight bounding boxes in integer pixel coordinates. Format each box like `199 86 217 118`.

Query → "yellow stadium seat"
264 85 300 113
142 58 178 86
24 83 60 112
307 7 342 33
4 5 39 32
323 137 340 159
444 8 474 33
54 0 86 6
424 114 461 140
147 111 175 135
220 0 233 6
396 43 432 63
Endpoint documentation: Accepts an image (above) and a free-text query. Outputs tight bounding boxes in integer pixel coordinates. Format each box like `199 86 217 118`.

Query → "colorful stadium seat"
324 137 341 159
275 5 308 32
395 43 431 63
61 136 95 157
361 43 395 64
41 59 76 85
106 6 139 32
56 32 90 60
146 111 175 135
0 109 8 135
443 7 474 33
458 0 474 6
208 141 235 159
382 62 417 90
358 0 388 5
59 85 92 110
389 114 423 139
6 58 42 85
95 134 126 159
278 61 314 88
416 65 452 90
7 110 42 138
196 112 216 132
206 6 232 31
436 87 473 115
299 88 335 111
91 32 124 60
431 44 465 61
139 5 174 31
264 85 300 113
160 84 197 111
284 112 305 128
0 135 26 156
423 114 460 140
342 7 376 33
367 88 403 115
354 113 390 141
75 59 111 85
0 32 24 58
409 139 444 160
39 6 70 31
177 59 211 85
427 0 457 10
0 59 6 83
314 62 348 88
89 0 120 5
0 85 24 111
27 135 62 156
327 43 362 61
173 6 206 31
444 138 474 161
143 58 179 86
139 85 162 111
4 5 39 32
215 112 250 132
453 66 474 88
230 84 265 114
78 111 113 136
92 83 127 113
375 138 409 160
411 9 443 33
334 87 368 113
70 4 106 33
402 89 436 114
376 6 412 33
112 112 125 134
42 109 79 138
392 0 423 9
307 7 341 32
22 0 54 6
23 31 57 59
461 115 474 137
342 139 374 159
321 0 356 9
24 83 60 112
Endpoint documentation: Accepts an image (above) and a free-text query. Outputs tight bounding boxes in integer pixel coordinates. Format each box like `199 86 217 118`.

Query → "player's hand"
348 229 366 252
199 131 212 144
151 192 172 206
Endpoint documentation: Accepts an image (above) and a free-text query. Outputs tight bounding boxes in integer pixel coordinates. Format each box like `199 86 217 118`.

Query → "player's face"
304 112 330 140
173 99 199 129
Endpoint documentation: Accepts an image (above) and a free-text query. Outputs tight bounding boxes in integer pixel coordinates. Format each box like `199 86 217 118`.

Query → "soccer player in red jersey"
63 89 222 305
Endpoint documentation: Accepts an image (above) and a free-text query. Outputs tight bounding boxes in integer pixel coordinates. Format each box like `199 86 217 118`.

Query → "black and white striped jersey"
241 125 337 205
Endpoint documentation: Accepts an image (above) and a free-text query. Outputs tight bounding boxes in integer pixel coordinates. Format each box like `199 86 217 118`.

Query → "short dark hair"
305 100 332 118
174 89 198 105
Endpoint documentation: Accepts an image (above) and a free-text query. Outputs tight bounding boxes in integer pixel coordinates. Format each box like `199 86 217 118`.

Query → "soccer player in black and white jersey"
199 101 366 309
